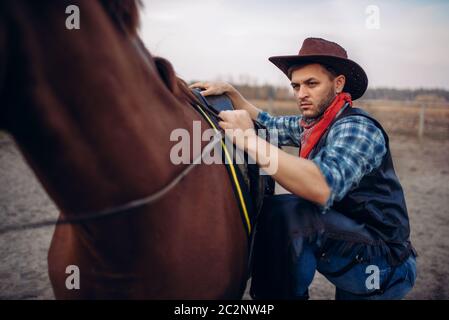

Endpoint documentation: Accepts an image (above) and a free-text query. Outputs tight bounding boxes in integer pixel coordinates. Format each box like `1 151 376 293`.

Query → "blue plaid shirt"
256 105 387 211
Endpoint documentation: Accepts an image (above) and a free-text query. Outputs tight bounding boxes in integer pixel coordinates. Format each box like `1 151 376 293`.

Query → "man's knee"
318 251 417 300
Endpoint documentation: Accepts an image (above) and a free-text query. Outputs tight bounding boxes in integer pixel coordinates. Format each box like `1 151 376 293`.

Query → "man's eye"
309 82 317 86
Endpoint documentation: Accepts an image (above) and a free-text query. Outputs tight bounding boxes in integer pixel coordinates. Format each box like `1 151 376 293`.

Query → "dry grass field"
252 99 449 140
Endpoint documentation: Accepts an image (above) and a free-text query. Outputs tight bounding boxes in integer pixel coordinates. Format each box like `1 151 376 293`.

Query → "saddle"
190 89 275 235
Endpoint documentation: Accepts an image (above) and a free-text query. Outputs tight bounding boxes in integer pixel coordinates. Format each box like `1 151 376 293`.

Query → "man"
190 37 417 300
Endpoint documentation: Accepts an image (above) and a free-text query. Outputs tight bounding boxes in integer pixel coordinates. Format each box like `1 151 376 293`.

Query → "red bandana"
299 92 352 158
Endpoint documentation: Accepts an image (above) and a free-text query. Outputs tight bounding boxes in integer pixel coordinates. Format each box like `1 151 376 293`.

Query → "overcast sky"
139 0 449 89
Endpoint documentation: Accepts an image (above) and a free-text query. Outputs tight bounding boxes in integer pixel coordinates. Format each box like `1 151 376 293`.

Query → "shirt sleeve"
311 115 387 212
256 111 303 147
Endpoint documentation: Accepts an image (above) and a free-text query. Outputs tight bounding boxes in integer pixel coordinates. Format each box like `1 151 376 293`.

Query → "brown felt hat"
269 37 368 100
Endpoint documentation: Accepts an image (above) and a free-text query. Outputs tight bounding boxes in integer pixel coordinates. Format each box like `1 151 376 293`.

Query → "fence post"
418 103 426 140
267 86 275 114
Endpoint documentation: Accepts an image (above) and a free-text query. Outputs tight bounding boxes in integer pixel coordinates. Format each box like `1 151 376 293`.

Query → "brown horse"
0 0 248 299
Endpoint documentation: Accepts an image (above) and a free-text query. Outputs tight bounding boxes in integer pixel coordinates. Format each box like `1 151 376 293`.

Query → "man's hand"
218 110 256 151
189 81 262 120
189 81 234 97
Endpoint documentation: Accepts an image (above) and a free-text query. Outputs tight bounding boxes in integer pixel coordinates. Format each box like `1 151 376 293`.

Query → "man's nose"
297 86 309 100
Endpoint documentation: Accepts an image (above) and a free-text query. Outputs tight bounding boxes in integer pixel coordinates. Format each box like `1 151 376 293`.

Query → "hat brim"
269 55 368 100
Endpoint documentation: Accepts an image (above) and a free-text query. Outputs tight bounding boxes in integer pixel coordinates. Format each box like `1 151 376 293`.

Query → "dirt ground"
1 127 448 299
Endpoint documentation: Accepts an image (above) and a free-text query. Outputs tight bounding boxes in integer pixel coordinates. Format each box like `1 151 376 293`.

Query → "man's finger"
218 121 230 130
218 110 232 121
189 82 207 89
199 88 215 96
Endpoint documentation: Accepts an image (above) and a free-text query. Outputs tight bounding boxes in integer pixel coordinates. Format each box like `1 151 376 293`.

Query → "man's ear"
335 75 346 93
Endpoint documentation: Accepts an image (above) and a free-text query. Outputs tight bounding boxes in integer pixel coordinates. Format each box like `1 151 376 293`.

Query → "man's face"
290 63 342 119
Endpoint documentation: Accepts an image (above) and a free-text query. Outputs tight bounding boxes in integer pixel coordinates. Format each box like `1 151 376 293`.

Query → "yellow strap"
195 105 252 234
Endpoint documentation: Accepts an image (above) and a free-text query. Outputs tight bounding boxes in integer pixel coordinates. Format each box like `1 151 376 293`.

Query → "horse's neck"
3 0 204 216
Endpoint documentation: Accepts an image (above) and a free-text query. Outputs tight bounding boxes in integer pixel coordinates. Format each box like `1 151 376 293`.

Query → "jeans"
294 239 417 300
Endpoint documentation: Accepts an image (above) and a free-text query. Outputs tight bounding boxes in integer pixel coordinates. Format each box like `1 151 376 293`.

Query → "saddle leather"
191 89 274 224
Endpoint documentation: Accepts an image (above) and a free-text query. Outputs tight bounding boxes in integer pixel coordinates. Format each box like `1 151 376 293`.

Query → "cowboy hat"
269 37 368 100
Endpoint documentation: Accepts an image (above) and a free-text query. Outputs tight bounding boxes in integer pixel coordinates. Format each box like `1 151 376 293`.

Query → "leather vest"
308 106 416 264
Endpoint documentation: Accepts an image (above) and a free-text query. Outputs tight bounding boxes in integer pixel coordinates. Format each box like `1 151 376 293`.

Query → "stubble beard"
307 88 336 120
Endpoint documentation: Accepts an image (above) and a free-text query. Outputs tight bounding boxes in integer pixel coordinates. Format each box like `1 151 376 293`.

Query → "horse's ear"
153 57 200 106
154 57 178 93
100 0 141 35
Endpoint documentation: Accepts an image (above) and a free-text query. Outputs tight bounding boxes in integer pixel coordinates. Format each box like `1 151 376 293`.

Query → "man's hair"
323 65 338 80
288 63 340 80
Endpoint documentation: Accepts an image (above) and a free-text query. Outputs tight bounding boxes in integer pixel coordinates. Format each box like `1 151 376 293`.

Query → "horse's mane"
100 0 141 35
99 0 199 106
